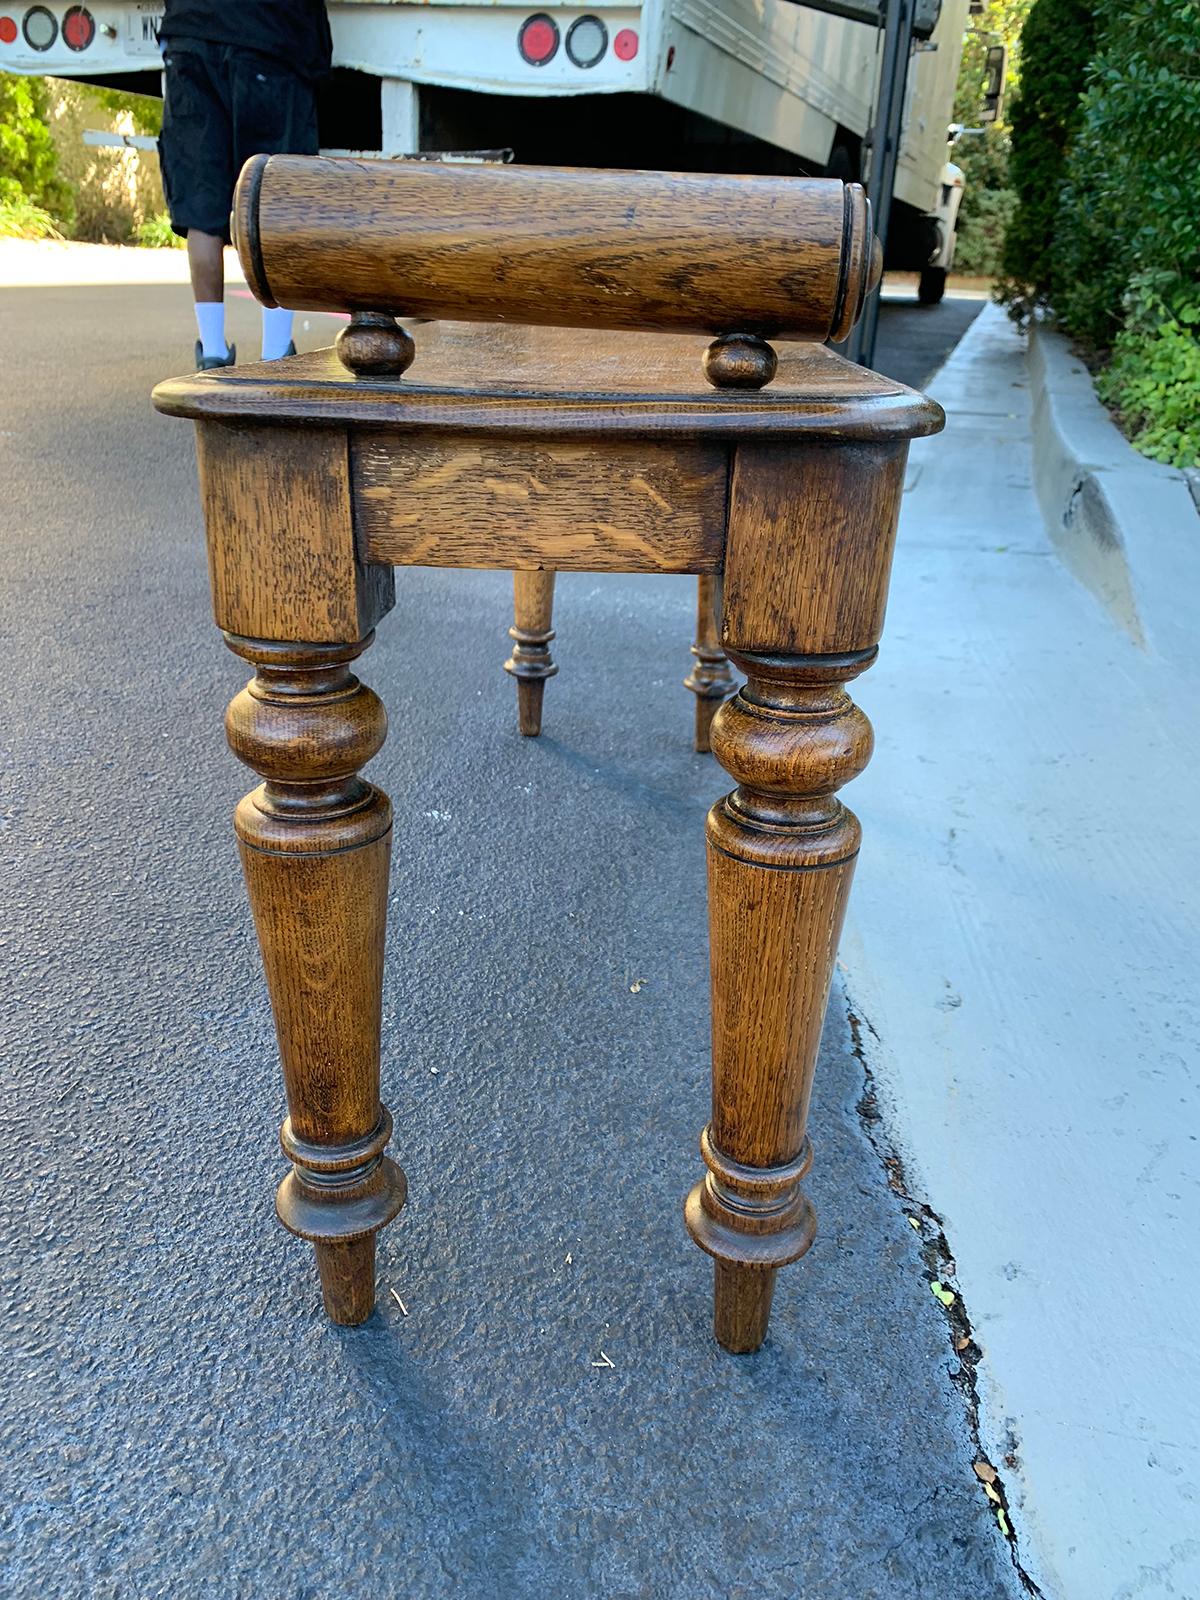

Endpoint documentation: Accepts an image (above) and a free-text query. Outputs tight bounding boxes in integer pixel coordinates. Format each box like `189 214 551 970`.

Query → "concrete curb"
1028 320 1199 659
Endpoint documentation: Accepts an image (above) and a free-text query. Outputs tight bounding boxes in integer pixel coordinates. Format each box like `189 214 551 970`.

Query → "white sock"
261 307 294 361
194 301 227 359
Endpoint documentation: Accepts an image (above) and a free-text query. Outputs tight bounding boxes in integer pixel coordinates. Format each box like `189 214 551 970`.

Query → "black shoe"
195 340 236 371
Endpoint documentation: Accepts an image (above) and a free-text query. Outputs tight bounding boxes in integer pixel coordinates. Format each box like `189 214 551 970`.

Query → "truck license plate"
126 5 164 56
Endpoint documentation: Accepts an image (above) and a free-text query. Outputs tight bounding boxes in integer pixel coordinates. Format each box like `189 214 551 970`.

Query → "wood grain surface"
684 575 736 753
685 429 916 1352
505 570 558 736
225 635 407 1326
196 423 393 643
354 433 728 573
234 155 874 342
155 186 948 1341
722 440 910 656
155 332 944 443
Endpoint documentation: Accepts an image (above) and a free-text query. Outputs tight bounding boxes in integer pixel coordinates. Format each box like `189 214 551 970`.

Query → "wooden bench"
153 155 942 1353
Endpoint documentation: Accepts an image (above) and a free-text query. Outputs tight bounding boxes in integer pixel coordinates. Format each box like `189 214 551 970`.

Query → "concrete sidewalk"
0 236 205 286
844 304 1200 1600
0 236 243 288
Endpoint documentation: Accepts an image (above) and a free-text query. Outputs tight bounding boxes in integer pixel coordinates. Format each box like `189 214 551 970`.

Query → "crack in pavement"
844 995 1046 1599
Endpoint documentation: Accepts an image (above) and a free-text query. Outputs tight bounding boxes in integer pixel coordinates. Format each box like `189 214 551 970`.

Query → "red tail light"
63 5 95 50
518 13 559 66
614 28 639 61
0 17 17 43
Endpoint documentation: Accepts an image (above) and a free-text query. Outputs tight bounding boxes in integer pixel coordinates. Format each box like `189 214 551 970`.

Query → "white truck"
0 0 967 299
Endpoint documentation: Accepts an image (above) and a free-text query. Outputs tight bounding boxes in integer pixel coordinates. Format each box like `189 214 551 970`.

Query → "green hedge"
1053 1 1200 348
1001 0 1200 467
997 0 1095 318
0 74 166 243
0 73 73 229
1055 1 1200 465
952 131 1015 279
948 1 1029 280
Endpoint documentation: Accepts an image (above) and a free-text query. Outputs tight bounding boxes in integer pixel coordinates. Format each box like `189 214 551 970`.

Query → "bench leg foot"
224 633 406 1326
684 575 736 753
686 650 874 1351
713 1261 776 1354
505 569 557 736
315 1237 377 1326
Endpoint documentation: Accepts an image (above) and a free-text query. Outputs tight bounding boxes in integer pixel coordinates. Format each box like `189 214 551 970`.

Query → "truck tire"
918 266 947 305
825 143 857 182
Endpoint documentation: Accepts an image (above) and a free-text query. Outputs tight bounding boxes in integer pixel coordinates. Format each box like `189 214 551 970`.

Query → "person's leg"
261 305 295 361
232 51 320 360
187 230 228 359
159 43 236 363
187 230 224 303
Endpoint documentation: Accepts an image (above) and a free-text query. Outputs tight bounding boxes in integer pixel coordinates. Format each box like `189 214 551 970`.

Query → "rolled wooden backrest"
234 155 879 346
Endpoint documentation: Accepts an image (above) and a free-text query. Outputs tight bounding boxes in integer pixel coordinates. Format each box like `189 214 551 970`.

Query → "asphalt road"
0 281 999 1600
875 286 987 389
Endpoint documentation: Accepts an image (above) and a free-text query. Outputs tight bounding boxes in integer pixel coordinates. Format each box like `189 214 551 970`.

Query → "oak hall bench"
153 156 943 1354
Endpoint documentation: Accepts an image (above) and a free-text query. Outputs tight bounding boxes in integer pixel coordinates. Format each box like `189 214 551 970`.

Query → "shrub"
47 81 167 243
0 194 64 240
948 1 1029 280
952 126 1015 279
1095 277 1200 469
1052 0 1200 349
954 184 1017 278
0 72 74 229
995 0 1095 319
135 210 183 249
1001 0 1199 466
1052 1 1200 467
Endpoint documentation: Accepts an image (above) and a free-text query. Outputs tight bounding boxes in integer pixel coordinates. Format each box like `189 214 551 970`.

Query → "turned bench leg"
505 569 558 736
683 575 736 753
683 433 909 1352
685 650 874 1351
224 633 407 1325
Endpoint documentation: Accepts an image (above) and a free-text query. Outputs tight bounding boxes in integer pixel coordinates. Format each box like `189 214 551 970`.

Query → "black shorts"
159 40 318 242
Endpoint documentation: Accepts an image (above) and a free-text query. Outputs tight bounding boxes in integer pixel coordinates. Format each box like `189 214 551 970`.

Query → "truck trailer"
0 0 968 297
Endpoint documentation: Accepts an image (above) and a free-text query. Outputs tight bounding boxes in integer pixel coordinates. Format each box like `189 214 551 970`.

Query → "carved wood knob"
702 334 778 390
335 312 415 378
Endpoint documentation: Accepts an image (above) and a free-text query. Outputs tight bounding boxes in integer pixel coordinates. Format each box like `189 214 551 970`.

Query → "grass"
0 196 65 241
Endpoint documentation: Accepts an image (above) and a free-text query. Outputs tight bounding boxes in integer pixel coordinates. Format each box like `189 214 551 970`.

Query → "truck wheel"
918 266 947 305
826 143 857 182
